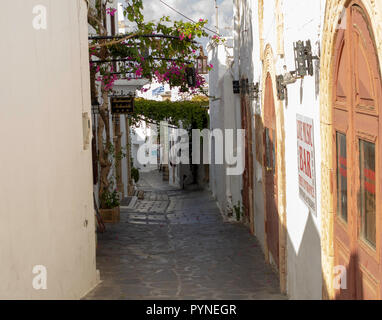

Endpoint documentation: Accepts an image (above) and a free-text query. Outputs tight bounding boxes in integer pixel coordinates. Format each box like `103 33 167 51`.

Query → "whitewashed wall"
281 0 325 300
208 39 242 219
0 0 98 298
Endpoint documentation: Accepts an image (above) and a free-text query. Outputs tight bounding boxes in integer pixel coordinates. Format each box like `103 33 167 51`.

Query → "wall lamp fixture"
276 40 320 100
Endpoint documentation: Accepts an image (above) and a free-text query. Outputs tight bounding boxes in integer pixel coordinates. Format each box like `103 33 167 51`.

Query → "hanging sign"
296 114 316 215
111 96 134 114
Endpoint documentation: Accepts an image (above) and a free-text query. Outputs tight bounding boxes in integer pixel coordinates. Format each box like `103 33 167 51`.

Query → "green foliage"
100 189 120 209
131 167 140 183
104 142 126 161
132 99 209 130
233 201 244 222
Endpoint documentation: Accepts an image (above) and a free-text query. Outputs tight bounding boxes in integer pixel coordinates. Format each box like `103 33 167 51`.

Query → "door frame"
240 78 255 234
260 44 287 294
320 0 382 299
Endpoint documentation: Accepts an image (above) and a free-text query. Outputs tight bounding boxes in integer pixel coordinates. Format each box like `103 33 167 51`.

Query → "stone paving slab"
85 170 287 300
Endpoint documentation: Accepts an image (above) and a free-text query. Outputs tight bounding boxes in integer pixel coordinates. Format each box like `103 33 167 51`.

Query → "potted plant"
99 187 120 223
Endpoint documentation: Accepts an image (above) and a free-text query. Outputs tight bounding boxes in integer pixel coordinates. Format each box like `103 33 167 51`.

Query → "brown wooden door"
333 1 382 300
264 74 279 267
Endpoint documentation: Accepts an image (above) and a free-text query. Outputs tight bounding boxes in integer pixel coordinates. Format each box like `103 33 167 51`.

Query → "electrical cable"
159 0 222 37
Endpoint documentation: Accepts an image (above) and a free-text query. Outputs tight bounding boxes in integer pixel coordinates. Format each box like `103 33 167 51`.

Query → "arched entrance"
263 73 279 268
241 79 255 233
259 44 287 293
331 1 382 299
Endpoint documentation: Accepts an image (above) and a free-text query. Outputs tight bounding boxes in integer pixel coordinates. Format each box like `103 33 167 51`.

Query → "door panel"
333 1 382 300
264 74 279 268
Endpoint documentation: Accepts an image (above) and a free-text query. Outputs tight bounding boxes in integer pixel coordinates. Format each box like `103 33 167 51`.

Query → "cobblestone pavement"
85 170 287 300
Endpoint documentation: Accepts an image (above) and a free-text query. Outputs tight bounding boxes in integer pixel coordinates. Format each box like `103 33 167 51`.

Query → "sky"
118 0 233 43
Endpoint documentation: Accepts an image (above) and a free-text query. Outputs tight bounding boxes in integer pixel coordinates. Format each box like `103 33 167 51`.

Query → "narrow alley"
85 170 286 300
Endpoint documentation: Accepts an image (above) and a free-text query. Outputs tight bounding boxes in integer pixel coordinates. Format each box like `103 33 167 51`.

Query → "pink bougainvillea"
106 8 117 17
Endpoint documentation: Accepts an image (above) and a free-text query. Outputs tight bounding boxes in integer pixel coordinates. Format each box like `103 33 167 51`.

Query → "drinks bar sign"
296 114 317 215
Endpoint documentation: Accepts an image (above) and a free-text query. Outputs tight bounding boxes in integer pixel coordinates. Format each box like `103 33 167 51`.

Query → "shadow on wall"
286 211 322 299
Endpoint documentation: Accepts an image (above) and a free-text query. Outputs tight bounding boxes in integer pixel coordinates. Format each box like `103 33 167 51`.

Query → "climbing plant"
132 98 209 130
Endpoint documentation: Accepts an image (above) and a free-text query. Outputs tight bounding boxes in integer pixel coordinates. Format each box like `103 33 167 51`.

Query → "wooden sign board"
111 96 134 114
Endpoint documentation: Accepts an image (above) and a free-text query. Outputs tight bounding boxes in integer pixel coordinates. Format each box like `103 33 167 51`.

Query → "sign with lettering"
111 96 134 114
296 114 316 214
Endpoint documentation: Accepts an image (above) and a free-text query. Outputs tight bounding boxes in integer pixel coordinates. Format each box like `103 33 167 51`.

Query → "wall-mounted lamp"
196 46 208 75
233 80 240 94
276 39 320 100
293 40 319 77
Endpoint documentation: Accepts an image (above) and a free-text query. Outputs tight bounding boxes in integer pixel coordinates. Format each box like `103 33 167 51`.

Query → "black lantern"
233 80 240 94
196 46 208 75
186 67 196 87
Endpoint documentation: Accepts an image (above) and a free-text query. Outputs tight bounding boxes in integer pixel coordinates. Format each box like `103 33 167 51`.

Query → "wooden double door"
263 74 279 268
333 1 382 299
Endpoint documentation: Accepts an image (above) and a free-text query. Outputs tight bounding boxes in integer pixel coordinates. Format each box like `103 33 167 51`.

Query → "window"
336 132 348 222
359 139 376 247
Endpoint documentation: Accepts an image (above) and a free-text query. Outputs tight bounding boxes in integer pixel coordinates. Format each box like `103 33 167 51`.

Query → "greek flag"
152 86 165 96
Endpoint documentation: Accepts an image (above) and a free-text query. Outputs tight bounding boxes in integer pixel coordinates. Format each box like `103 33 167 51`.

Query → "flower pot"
99 206 120 223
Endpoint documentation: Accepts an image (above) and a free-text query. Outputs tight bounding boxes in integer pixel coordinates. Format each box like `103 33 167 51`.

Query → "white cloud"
119 0 233 37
